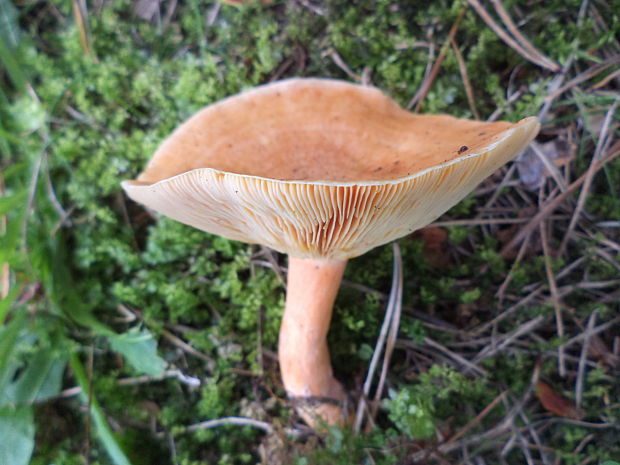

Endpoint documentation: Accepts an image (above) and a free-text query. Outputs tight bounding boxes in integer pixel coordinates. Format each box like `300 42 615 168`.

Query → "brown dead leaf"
517 138 574 191
413 226 451 268
588 336 619 368
535 381 585 419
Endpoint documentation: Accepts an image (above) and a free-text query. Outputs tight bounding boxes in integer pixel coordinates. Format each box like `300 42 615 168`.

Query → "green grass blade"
69 353 133 465
0 405 34 465
0 35 26 93
0 311 26 400
0 0 20 48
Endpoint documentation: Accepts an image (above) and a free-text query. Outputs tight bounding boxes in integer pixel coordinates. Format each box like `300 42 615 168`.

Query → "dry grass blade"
575 311 597 407
450 37 480 120
186 416 275 434
154 416 305 439
529 142 569 192
559 316 620 350
258 245 286 288
58 369 201 398
558 97 620 256
595 248 620 272
328 49 363 83
466 0 559 72
444 390 508 445
434 217 532 227
475 287 544 335
72 0 97 61
407 8 466 111
370 242 403 418
411 400 523 461
161 328 212 362
354 242 403 432
544 55 620 102
496 229 532 301
488 0 559 71
472 316 545 366
500 144 620 258
407 337 487 375
487 87 525 121
592 67 620 90
540 220 565 377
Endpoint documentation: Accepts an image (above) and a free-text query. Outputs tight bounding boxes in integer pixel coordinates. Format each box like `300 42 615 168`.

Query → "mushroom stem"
279 256 347 426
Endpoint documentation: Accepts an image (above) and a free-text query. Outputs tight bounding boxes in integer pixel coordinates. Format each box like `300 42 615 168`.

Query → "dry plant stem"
500 145 620 258
279 256 347 426
540 220 565 377
450 37 480 120
407 8 465 111
466 0 558 71
370 243 403 417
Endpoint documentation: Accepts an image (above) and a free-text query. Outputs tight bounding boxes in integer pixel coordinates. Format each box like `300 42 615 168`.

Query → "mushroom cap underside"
122 78 540 259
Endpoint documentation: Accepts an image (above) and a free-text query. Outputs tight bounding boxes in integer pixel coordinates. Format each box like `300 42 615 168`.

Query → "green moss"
3 0 619 463
385 364 490 439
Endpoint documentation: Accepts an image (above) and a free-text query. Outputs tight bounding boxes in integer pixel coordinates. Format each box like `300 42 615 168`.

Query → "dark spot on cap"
374 166 383 172
458 145 469 154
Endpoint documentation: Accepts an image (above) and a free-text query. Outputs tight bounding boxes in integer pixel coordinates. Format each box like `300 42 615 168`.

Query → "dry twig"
155 416 305 439
466 0 559 71
540 220 565 377
558 97 620 256
575 311 597 407
354 243 403 432
370 243 403 418
450 37 480 120
407 8 466 111
500 144 620 258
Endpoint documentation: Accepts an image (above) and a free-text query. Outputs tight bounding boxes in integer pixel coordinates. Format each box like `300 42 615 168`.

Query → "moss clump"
2 0 619 463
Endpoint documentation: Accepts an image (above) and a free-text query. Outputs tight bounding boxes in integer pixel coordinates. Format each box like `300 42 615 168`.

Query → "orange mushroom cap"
122 78 539 260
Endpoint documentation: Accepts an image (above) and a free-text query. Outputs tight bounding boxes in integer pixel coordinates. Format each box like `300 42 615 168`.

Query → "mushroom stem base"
279 256 347 427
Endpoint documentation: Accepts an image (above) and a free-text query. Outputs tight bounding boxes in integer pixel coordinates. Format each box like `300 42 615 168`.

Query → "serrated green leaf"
0 405 34 465
108 327 166 376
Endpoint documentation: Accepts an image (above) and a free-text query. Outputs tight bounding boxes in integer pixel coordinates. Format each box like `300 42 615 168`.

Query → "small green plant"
385 387 436 439
384 364 488 439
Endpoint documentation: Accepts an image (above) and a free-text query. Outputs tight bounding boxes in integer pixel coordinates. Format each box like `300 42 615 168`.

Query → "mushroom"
121 78 539 427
